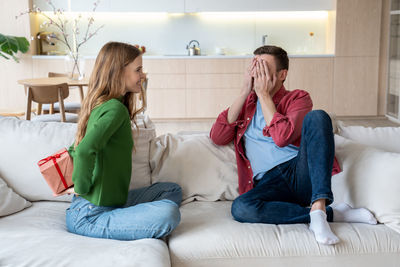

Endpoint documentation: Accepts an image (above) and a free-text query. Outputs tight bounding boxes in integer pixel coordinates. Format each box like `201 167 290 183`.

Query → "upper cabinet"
34 0 70 11
34 0 184 12
185 0 259 12
106 0 185 13
185 0 336 13
34 0 336 13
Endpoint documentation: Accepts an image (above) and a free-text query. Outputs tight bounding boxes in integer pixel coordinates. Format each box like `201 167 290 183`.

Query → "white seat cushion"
0 201 171 267
42 102 81 111
168 201 400 267
31 113 79 123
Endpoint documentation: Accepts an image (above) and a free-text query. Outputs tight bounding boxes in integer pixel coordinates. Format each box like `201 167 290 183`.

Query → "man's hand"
254 58 277 98
253 58 278 126
227 58 257 123
241 57 257 96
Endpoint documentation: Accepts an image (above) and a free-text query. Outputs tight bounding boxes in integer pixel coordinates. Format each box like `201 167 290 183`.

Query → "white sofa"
0 116 399 267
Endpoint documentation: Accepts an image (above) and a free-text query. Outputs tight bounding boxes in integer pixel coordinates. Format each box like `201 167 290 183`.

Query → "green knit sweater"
69 98 133 207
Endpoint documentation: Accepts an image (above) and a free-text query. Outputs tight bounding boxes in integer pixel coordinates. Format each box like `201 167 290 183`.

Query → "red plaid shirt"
210 86 341 195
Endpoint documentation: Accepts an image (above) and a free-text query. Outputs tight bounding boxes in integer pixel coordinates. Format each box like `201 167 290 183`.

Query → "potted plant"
0 34 30 62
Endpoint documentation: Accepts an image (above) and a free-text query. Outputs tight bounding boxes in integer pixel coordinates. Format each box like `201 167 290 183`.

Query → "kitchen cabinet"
257 0 336 11
184 0 259 13
185 59 244 117
33 0 184 13
107 0 184 13
288 58 334 113
184 0 335 13
333 0 382 116
144 57 335 119
31 54 377 119
333 57 379 116
387 0 400 120
70 0 112 12
34 0 335 13
34 0 69 11
143 58 246 118
144 59 186 118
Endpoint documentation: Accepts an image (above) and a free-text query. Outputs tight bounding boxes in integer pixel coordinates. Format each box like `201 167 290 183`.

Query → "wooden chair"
41 72 83 114
25 83 78 123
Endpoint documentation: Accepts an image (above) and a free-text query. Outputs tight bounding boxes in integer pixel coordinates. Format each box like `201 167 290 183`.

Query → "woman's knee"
158 200 181 232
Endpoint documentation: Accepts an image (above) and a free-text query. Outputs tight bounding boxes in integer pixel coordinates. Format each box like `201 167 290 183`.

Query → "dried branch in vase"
17 0 105 79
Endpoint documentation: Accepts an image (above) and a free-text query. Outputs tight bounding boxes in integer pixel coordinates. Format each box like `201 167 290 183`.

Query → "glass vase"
64 51 85 80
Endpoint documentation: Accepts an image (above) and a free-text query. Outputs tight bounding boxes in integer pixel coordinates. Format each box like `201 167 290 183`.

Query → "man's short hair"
253 45 289 71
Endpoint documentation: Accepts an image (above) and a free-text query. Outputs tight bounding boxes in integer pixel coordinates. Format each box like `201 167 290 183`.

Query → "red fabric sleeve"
263 90 313 147
210 108 242 146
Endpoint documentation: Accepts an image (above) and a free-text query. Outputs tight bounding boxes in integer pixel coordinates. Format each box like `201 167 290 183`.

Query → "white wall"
0 0 33 110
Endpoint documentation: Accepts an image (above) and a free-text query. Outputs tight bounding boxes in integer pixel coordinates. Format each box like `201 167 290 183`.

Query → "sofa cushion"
0 118 77 202
150 133 238 204
130 114 156 190
0 201 171 267
0 116 154 202
0 176 31 217
337 121 400 152
332 135 400 234
168 201 400 267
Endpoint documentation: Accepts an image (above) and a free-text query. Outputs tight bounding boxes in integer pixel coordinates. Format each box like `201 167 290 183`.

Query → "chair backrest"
28 83 69 104
48 72 68 78
25 83 69 122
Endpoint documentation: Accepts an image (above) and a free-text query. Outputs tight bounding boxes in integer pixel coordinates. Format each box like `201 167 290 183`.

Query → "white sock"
309 209 340 245
332 203 377 224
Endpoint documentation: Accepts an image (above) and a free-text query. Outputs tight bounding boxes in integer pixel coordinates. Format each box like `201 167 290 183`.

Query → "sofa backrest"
0 116 154 202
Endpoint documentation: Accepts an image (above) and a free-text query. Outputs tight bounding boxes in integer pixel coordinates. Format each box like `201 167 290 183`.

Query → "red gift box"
38 148 74 196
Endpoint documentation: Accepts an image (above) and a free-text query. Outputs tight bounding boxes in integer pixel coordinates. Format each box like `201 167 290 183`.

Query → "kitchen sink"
163 54 207 56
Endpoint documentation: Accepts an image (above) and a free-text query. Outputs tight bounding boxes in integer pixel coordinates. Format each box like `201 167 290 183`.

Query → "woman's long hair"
74 42 145 148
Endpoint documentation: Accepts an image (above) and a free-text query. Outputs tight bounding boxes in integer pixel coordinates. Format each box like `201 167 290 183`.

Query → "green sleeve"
72 103 127 195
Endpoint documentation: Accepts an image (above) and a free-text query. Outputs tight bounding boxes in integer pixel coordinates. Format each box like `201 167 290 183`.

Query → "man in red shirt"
210 45 377 245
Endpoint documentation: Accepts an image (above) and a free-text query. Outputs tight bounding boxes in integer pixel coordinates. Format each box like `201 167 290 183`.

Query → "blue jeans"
231 110 335 224
66 182 182 240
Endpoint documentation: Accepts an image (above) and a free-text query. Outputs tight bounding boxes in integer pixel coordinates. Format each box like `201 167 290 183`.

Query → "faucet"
262 34 268 46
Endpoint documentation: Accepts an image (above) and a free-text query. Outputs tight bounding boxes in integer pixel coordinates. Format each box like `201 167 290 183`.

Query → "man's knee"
231 197 257 223
304 110 332 130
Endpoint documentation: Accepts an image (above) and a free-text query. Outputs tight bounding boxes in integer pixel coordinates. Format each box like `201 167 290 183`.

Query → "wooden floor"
152 116 400 136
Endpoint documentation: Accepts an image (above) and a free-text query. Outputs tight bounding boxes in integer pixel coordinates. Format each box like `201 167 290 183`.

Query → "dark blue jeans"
231 110 335 224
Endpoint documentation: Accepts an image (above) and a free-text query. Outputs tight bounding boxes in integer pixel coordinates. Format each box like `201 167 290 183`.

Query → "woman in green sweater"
63 42 182 240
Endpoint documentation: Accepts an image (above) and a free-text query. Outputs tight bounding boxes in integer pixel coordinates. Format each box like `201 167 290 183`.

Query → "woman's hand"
253 58 277 98
57 187 77 196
